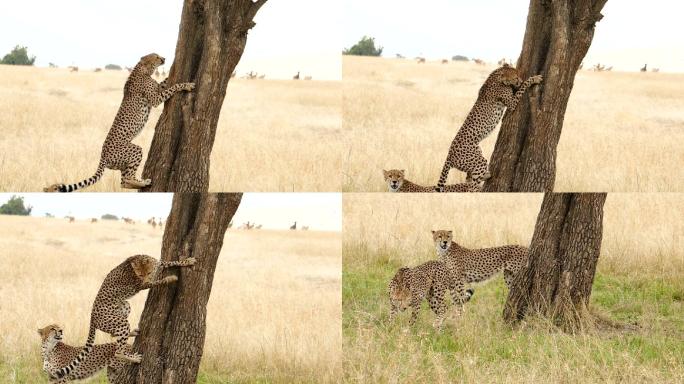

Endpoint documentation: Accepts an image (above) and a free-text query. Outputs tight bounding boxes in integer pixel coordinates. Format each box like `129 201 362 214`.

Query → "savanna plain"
343 56 684 192
343 193 684 383
0 216 341 383
0 65 341 192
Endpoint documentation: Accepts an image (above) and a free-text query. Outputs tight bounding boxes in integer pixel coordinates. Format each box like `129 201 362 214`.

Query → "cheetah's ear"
431 230 436 235
399 169 405 175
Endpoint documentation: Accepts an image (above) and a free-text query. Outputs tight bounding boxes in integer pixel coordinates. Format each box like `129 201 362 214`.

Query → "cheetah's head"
130 254 159 283
432 230 453 255
389 267 412 311
139 53 165 73
383 169 405 192
494 64 522 88
37 324 63 349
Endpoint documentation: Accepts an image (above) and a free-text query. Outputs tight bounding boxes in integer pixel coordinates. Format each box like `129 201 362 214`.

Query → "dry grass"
342 193 684 383
0 215 341 383
0 65 341 192
343 56 684 192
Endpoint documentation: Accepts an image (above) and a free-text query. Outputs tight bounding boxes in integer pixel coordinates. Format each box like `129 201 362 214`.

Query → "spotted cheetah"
44 53 195 192
388 260 474 329
432 230 528 300
383 169 480 193
436 65 542 190
53 254 196 379
38 324 136 383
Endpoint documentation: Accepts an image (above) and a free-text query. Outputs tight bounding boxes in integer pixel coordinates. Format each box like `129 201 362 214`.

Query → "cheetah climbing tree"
111 193 242 384
141 0 267 192
483 0 608 192
503 193 607 332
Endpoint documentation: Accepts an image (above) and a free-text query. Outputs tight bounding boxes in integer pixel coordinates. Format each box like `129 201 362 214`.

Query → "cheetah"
38 324 136 383
431 230 528 300
436 64 542 190
383 169 480 193
44 53 195 192
388 260 474 330
53 254 196 379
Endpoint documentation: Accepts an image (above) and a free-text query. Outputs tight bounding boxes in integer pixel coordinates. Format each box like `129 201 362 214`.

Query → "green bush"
0 196 32 215
451 55 469 61
343 36 383 57
101 214 119 220
1 46 35 66
105 64 122 70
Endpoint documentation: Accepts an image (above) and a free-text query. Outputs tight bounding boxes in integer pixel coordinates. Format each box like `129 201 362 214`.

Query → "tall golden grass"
0 65 341 192
0 215 341 383
343 193 684 276
343 56 684 192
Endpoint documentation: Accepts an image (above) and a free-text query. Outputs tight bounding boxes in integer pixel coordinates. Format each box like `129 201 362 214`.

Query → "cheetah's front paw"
184 257 197 266
184 82 196 91
531 75 543 84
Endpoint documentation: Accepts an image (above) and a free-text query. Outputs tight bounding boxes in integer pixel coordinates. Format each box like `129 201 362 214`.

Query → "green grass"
343 246 684 383
0 358 314 384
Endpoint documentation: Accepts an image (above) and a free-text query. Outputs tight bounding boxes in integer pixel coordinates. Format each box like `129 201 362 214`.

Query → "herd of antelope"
64 216 163 228
229 220 310 230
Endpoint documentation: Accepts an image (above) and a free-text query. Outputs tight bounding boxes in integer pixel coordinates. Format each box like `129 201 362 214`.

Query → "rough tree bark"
483 0 608 192
111 193 242 384
503 193 607 332
141 0 267 192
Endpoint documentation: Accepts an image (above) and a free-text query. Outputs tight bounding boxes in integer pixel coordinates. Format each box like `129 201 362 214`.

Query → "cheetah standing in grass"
52 255 196 380
383 169 480 192
38 324 136 383
388 260 474 330
44 53 195 192
436 65 542 190
431 230 528 301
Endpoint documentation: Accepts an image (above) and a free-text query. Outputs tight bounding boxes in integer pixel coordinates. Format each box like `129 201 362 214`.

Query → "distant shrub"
0 195 32 215
105 64 122 70
45 212 54 218
1 45 35 66
451 55 469 62
101 213 119 220
343 36 383 57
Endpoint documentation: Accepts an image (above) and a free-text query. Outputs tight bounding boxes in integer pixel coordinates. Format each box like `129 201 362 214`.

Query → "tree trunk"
503 193 607 332
141 0 267 192
483 0 608 192
111 193 242 384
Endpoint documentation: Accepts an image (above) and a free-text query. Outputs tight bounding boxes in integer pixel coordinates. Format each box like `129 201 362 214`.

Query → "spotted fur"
53 255 196 379
38 324 136 383
388 260 474 330
431 230 528 300
436 65 542 190
44 53 195 192
383 169 480 193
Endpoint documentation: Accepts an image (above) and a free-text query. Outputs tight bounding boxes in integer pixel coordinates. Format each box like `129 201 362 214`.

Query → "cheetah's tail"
54 160 106 192
53 323 96 379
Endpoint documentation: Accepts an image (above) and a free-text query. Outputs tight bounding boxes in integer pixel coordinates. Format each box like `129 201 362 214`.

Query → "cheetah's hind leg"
120 144 151 189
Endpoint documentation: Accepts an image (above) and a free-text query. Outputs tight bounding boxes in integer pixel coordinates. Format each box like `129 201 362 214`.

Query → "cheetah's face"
140 53 165 70
388 280 411 311
383 169 405 192
131 255 158 283
496 64 522 88
38 324 63 348
432 230 453 254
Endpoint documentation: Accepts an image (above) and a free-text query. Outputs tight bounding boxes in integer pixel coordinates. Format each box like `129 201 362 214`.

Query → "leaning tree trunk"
503 193 607 332
483 0 607 192
141 0 267 192
111 193 242 384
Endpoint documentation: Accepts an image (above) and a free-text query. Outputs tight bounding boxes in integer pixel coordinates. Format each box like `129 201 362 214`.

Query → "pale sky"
0 0 342 80
344 0 684 73
0 193 342 231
